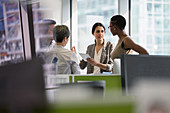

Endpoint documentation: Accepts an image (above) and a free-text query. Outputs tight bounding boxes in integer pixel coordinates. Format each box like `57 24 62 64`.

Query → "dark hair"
43 19 56 25
92 22 105 34
110 15 126 30
53 25 70 43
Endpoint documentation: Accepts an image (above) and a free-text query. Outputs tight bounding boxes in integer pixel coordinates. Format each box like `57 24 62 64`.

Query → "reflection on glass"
131 0 170 55
31 1 57 53
0 0 24 66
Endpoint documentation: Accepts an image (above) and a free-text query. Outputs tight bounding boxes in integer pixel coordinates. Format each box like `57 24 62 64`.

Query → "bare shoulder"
123 36 137 49
124 36 133 42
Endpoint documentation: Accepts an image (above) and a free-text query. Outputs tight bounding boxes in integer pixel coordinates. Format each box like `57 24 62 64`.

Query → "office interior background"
0 0 170 67
1 1 170 112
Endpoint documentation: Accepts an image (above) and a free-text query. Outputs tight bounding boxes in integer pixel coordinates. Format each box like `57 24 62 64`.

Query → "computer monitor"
0 58 47 113
121 55 170 96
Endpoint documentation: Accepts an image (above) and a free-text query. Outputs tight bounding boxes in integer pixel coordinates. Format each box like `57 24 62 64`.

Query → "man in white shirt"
47 25 80 74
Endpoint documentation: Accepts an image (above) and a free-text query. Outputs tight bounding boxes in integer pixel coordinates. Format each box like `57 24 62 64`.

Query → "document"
79 53 91 61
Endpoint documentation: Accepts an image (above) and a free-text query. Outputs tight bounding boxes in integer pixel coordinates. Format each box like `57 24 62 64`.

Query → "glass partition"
0 0 24 66
31 0 62 53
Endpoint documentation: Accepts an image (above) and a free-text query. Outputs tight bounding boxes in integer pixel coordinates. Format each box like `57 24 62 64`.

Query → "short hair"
53 25 70 43
110 15 126 30
92 22 106 34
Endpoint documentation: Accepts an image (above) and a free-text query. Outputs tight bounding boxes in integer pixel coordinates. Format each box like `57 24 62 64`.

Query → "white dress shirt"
47 45 80 74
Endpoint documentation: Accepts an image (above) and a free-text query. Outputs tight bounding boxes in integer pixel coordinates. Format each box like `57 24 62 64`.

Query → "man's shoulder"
49 46 70 52
57 48 75 59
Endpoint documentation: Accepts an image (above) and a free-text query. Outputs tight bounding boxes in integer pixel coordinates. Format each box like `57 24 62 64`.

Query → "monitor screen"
121 55 170 96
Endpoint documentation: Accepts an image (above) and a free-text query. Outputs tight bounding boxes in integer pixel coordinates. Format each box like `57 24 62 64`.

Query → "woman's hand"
71 46 77 54
87 58 97 66
87 58 108 70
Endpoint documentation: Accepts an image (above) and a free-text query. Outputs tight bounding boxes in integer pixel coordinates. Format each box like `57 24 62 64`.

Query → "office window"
131 0 170 55
154 3 162 13
147 3 152 12
77 0 118 53
155 17 162 30
0 0 24 66
147 17 153 30
164 4 170 16
164 19 170 29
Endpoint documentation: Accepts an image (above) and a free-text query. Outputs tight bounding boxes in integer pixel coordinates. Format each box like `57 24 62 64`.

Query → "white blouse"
93 47 102 74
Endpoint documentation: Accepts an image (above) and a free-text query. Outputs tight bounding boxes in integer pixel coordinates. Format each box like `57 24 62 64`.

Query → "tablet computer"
79 53 91 61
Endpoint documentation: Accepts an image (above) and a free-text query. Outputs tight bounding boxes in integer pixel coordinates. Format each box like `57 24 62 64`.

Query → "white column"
20 4 32 60
119 0 130 35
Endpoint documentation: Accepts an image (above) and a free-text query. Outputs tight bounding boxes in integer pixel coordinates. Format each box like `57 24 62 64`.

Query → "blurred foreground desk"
69 75 122 94
47 75 135 113
49 99 133 113
52 74 122 97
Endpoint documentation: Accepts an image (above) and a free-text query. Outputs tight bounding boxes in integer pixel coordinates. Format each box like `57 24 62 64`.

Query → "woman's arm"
106 42 114 71
123 38 149 55
87 58 107 70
